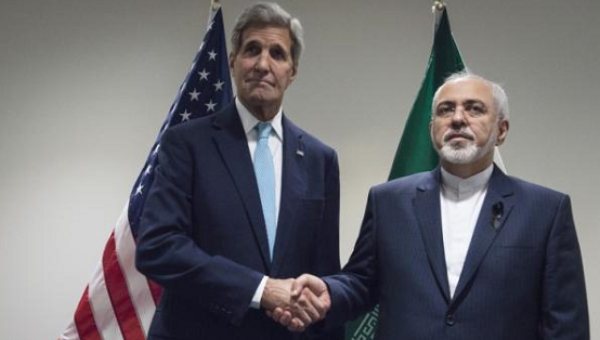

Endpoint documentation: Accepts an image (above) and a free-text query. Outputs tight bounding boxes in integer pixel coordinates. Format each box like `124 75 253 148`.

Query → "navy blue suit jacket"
325 166 588 340
136 103 342 340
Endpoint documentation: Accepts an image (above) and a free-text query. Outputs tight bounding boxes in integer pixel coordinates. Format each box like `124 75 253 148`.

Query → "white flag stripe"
89 260 124 340
493 147 507 173
59 320 81 340
114 206 156 333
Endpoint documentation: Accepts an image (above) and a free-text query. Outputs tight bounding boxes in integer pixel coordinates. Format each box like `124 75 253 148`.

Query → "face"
430 78 508 168
230 26 297 119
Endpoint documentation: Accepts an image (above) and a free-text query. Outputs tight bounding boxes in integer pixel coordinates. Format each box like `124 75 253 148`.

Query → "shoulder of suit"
503 174 568 200
284 116 336 155
165 102 238 137
162 110 229 148
370 171 433 195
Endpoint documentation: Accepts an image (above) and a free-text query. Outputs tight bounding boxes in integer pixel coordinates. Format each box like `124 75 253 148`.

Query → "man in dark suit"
275 72 589 339
135 3 341 339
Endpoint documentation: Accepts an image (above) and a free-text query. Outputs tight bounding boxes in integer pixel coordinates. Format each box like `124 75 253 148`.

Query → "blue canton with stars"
128 8 233 237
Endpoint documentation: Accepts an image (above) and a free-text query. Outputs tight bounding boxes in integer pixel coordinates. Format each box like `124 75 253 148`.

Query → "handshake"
260 274 329 332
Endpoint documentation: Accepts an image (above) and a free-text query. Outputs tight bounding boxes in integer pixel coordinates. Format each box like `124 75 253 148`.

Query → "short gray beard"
435 127 497 165
439 141 479 164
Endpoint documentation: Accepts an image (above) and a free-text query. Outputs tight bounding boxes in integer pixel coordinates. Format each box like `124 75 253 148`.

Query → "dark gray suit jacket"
325 166 588 340
136 103 342 340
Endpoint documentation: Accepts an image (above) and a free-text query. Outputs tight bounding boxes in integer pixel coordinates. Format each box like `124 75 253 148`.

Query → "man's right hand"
266 274 331 332
260 278 295 312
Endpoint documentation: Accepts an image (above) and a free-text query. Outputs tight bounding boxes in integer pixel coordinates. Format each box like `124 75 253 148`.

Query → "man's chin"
245 92 279 105
439 144 479 164
446 140 469 149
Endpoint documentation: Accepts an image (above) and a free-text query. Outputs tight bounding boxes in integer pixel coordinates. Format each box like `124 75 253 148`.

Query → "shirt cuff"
250 275 268 309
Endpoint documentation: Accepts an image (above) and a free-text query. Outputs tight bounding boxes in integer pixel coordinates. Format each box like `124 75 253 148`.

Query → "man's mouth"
444 132 474 142
247 78 273 87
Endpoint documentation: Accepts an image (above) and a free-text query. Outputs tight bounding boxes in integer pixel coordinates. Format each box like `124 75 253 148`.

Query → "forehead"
240 25 292 49
436 78 494 105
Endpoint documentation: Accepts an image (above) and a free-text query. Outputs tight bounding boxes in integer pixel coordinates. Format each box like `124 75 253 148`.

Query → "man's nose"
450 107 467 127
254 51 270 71
452 106 467 120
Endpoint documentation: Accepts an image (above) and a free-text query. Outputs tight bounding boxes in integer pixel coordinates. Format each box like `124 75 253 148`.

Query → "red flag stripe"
73 286 102 340
62 206 158 340
114 211 157 334
102 233 145 340
148 281 162 306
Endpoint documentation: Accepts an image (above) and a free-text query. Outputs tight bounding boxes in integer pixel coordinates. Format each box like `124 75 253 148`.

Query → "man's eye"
436 105 454 117
465 103 487 115
270 48 286 60
244 45 260 55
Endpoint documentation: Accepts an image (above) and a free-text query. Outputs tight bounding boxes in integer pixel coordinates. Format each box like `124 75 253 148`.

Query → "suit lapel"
450 166 515 306
271 115 305 275
414 168 452 303
211 105 272 270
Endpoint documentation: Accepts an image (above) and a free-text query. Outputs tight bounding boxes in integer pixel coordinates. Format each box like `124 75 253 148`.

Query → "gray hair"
432 71 510 120
230 2 304 68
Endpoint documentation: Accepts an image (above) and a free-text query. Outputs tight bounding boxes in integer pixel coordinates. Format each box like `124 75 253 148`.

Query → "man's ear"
229 53 235 71
496 119 509 145
289 65 298 84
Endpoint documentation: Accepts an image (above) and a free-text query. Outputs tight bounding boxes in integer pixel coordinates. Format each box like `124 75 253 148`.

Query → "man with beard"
273 72 589 339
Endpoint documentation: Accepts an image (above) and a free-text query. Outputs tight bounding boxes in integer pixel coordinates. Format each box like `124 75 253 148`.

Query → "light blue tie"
254 122 277 259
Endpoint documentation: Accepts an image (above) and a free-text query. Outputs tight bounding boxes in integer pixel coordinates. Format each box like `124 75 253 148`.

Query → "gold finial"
211 0 221 12
432 0 446 13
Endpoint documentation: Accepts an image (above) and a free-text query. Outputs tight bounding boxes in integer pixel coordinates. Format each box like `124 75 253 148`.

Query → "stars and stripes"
59 6 233 340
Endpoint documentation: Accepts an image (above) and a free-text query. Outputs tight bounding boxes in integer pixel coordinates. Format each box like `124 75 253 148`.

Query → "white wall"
0 0 598 338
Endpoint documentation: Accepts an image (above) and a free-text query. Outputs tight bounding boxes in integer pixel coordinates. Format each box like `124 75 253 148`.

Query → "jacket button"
445 313 455 326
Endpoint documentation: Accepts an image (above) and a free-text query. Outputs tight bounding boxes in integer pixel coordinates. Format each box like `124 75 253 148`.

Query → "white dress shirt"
440 164 493 298
235 98 283 309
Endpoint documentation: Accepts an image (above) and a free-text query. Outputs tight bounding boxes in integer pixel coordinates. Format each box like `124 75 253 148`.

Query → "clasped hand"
261 274 330 332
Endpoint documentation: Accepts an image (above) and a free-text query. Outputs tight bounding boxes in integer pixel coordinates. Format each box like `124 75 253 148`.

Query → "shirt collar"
235 97 283 141
441 163 494 195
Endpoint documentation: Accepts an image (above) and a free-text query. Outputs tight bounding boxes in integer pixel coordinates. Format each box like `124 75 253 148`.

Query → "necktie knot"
256 122 272 140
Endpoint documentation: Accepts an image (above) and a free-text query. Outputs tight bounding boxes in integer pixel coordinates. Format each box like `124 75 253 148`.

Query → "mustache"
443 129 475 142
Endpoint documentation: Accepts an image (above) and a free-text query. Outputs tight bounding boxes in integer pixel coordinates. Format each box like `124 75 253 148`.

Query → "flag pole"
207 0 221 30
208 0 222 29
432 0 446 12
211 0 221 12
432 0 446 32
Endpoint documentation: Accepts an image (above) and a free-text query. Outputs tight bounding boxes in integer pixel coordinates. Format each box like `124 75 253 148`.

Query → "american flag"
59 6 233 340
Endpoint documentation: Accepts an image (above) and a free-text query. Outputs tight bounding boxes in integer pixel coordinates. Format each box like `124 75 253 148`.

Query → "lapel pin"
491 202 504 231
296 149 304 157
492 216 502 230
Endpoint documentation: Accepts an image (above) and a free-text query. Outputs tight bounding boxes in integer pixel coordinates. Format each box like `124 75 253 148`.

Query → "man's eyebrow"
463 99 487 106
243 40 261 46
436 100 455 107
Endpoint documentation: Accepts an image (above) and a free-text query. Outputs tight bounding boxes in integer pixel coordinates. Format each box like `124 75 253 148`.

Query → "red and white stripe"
59 203 162 340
